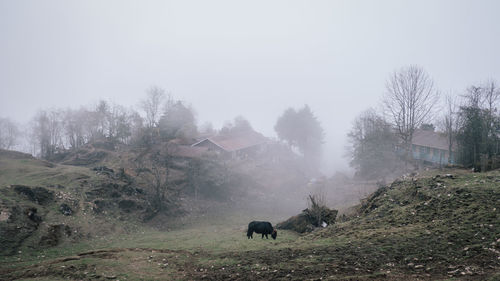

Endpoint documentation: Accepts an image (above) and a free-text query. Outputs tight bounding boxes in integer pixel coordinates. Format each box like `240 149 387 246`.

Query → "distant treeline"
0 86 325 170
347 65 499 178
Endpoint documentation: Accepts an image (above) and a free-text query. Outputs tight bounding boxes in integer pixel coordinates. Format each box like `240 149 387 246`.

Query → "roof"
412 129 456 151
191 130 268 152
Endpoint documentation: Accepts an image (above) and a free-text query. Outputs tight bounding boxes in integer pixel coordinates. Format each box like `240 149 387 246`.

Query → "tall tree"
33 110 63 158
139 86 166 144
275 105 324 170
456 82 500 170
140 86 165 129
0 117 19 150
219 116 253 135
441 94 458 164
383 65 439 165
159 100 197 141
62 108 86 150
347 109 398 179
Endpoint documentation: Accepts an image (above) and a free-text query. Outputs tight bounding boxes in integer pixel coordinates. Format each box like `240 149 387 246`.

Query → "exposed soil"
1 243 497 281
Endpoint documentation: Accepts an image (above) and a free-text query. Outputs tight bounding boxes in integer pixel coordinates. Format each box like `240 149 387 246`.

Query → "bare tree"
442 94 458 164
0 117 19 150
140 86 165 129
307 192 327 227
62 108 85 150
139 86 166 144
383 65 439 165
134 147 175 213
482 80 500 114
32 110 64 158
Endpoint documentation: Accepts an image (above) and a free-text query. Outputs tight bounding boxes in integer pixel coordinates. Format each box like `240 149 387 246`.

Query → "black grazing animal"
247 221 277 240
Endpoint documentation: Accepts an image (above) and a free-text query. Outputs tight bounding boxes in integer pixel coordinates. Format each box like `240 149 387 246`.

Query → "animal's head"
271 229 277 240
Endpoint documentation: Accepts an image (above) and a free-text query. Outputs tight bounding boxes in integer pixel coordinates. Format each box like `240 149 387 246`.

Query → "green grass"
1 154 499 280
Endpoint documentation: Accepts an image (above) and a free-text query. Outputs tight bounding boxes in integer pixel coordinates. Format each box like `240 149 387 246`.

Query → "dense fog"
1 1 500 176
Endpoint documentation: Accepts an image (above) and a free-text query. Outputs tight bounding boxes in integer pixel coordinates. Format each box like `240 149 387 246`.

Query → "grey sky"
1 0 499 173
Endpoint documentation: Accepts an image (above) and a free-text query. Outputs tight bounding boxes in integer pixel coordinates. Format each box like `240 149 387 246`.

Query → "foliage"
347 109 398 179
0 117 19 150
219 116 253 135
456 83 500 170
134 151 173 213
274 105 324 169
185 157 239 200
159 100 197 141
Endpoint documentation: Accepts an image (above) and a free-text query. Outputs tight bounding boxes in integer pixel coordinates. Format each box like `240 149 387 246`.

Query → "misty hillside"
1 164 498 280
1 1 500 280
0 138 314 256
0 148 150 256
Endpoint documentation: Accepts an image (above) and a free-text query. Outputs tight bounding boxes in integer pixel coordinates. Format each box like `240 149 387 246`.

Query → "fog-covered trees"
140 86 165 129
32 110 64 158
275 105 324 169
347 109 398 179
16 85 203 158
456 82 500 170
159 100 197 141
30 101 143 158
384 65 439 164
441 94 458 164
0 117 19 150
62 108 86 150
219 116 253 135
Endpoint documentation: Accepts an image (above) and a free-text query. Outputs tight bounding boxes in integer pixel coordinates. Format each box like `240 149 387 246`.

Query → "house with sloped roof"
411 129 456 164
191 130 268 159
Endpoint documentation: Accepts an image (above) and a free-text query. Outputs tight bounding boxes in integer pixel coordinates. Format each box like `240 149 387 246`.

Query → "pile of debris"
276 195 338 233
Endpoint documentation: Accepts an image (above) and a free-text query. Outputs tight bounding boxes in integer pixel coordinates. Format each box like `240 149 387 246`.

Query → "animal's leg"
265 234 268 239
261 233 264 239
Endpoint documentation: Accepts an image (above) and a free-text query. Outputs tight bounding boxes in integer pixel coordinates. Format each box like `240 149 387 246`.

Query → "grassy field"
1 150 499 280
1 175 499 281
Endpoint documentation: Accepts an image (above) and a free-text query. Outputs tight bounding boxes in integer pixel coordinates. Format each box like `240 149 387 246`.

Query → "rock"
12 185 54 205
92 166 114 176
39 224 72 247
0 208 11 222
0 206 41 255
118 199 143 212
59 203 73 216
26 207 42 223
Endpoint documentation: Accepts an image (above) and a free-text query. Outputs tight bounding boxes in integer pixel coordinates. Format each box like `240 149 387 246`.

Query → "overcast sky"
1 0 499 173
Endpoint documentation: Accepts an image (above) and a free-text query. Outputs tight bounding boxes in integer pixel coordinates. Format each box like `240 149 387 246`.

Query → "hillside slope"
0 149 149 255
0 168 498 280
